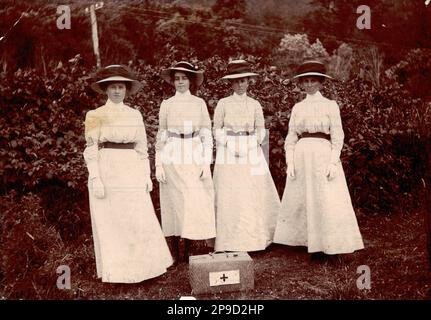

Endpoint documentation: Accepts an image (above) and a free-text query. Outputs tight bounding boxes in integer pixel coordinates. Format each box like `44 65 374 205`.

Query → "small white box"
188 252 254 294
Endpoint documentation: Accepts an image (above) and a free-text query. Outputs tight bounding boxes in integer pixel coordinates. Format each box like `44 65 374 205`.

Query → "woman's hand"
144 177 153 192
200 165 211 180
227 139 247 157
226 139 238 157
286 164 295 180
92 177 105 199
156 165 167 183
325 163 338 181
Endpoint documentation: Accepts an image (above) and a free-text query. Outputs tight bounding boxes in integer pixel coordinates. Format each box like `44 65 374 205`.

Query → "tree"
302 0 431 65
273 33 329 74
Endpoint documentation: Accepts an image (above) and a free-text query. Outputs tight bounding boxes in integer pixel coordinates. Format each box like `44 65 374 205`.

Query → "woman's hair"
170 71 197 94
99 81 132 93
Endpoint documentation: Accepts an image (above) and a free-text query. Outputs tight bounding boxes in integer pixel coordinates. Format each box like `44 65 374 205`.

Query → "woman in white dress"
213 60 281 252
84 65 173 283
156 61 216 264
273 60 364 258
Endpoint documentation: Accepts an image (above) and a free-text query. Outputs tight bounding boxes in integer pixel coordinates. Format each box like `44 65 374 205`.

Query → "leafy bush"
272 33 330 74
1 52 429 215
325 78 428 213
1 60 90 193
385 49 431 101
328 43 354 82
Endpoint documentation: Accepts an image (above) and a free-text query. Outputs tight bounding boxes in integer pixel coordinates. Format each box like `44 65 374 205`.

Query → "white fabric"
284 91 344 165
213 94 281 252
273 92 364 254
155 91 216 240
83 99 172 283
221 72 259 79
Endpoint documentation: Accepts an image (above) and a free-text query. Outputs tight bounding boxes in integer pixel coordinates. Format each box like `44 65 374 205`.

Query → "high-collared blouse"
155 90 213 163
213 92 266 145
83 99 150 179
284 91 344 164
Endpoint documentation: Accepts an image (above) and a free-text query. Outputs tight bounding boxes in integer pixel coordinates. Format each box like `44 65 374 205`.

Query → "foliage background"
1 0 431 299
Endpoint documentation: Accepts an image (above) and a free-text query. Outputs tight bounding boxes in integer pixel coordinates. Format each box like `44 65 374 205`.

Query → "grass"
1 191 430 300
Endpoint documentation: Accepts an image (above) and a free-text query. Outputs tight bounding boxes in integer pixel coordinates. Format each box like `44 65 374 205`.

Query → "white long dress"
213 93 281 252
83 99 173 283
273 91 364 254
155 90 216 240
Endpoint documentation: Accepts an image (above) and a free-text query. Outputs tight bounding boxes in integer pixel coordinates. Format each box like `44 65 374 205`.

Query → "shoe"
183 239 191 263
327 254 343 266
310 252 327 263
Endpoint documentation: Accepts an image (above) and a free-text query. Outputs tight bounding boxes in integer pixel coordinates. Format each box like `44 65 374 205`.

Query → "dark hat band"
94 65 137 82
91 65 142 95
161 61 204 87
172 61 200 72
296 61 327 76
226 64 253 75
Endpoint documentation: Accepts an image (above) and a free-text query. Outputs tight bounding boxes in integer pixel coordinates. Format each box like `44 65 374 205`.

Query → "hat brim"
221 72 259 80
293 72 333 80
90 76 143 95
161 68 204 87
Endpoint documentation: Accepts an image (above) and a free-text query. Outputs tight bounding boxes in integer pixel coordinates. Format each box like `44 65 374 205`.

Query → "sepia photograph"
1 0 431 305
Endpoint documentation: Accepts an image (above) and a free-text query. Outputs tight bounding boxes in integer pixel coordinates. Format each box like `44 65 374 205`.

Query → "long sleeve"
328 100 344 164
213 100 227 147
199 100 213 165
134 111 151 175
254 101 266 144
155 100 168 167
284 106 299 166
83 110 101 180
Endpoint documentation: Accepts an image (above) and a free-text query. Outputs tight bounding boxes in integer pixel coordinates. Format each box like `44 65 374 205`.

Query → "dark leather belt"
298 132 331 141
168 131 199 139
100 142 135 149
226 130 255 136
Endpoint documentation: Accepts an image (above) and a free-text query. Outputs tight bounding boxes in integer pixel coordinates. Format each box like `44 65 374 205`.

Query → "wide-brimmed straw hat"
221 60 259 80
161 61 204 87
293 60 333 80
90 65 143 95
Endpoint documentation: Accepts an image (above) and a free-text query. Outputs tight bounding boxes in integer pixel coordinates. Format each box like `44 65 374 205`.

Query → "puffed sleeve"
284 105 299 166
199 99 213 165
213 99 227 146
328 100 344 164
155 100 168 167
83 110 101 180
134 110 151 176
254 100 266 145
